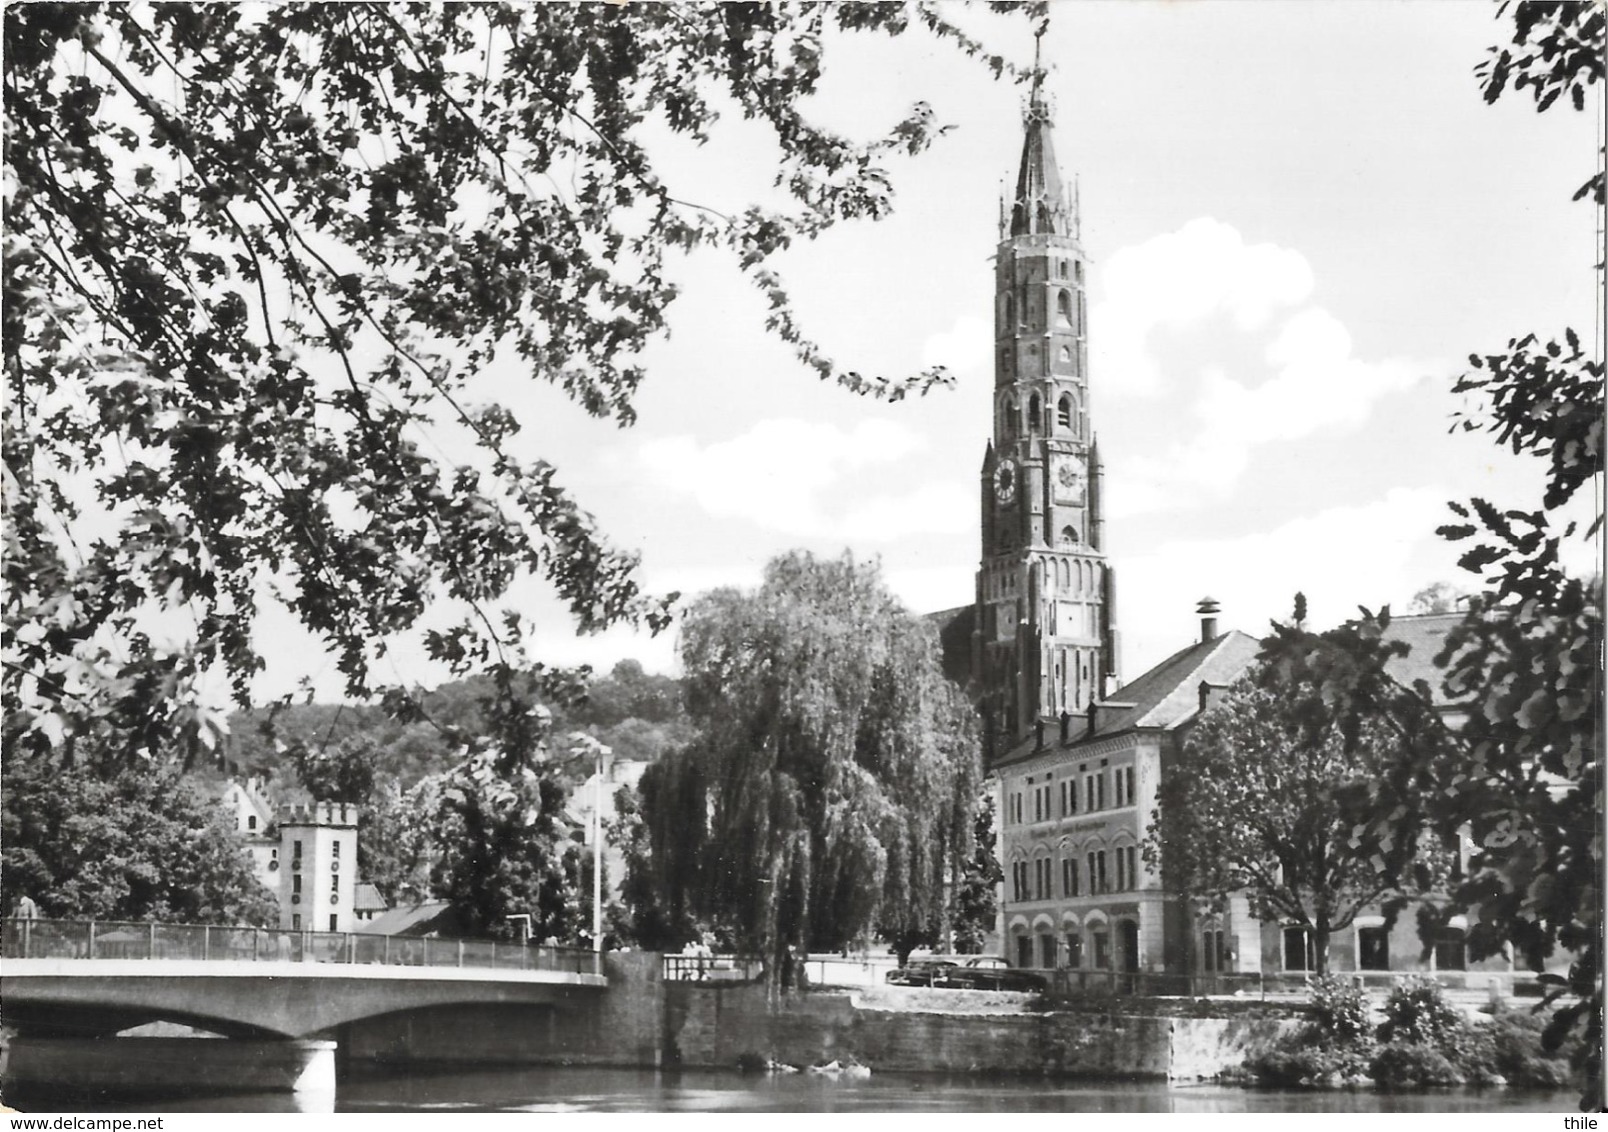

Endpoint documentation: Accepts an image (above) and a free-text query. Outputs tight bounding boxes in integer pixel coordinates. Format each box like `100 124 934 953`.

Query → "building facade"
994 609 1260 979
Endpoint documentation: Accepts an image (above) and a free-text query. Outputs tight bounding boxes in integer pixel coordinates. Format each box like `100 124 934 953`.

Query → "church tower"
972 45 1119 750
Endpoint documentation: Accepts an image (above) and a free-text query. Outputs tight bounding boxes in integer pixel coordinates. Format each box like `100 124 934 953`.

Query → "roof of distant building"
353 882 389 914
993 630 1262 769
354 900 458 937
1379 612 1462 704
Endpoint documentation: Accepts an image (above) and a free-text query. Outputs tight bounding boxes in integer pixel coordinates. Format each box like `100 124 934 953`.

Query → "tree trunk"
1314 921 1331 976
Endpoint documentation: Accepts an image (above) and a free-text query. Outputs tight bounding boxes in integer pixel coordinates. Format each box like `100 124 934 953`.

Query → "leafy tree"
1263 2 1603 1104
1144 666 1452 976
4 2 1039 770
950 792 1003 955
609 781 694 951
1406 582 1466 615
291 733 380 804
358 776 437 909
427 746 581 941
644 551 980 984
1 759 276 925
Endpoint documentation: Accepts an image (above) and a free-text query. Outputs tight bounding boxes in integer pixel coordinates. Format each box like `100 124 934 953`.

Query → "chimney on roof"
1197 596 1221 643
1059 710 1072 744
1034 719 1045 750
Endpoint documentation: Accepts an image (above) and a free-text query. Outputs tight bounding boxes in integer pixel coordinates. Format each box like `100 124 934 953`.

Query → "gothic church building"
937 65 1521 990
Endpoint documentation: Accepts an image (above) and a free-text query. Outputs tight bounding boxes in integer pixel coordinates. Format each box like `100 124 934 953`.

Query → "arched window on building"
1028 394 1041 434
1056 289 1073 327
1058 345 1073 367
1039 932 1058 969
1004 399 1018 439
1057 395 1072 430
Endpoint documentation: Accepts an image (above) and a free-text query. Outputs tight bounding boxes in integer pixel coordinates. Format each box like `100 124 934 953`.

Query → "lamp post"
592 743 603 955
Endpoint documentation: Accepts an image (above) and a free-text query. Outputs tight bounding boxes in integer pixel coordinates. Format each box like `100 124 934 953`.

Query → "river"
15 1065 1579 1113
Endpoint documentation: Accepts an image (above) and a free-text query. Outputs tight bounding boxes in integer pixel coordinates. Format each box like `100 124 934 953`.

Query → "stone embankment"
342 952 1304 1082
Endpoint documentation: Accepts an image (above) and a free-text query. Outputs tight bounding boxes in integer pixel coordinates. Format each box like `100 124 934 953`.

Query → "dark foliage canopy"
3 1 1041 772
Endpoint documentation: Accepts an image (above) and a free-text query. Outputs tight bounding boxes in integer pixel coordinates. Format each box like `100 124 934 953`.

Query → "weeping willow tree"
644 551 979 983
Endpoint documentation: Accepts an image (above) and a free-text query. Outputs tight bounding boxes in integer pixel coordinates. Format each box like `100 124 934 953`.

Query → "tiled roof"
354 900 457 937
1379 612 1461 704
353 882 388 913
993 630 1262 769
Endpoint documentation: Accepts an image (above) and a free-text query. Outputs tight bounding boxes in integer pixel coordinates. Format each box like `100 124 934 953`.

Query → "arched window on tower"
1057 260 1069 280
1028 394 1041 434
1056 290 1073 327
1003 293 1015 331
1057 395 1072 431
1004 398 1018 439
1058 345 1073 368
1060 525 1078 547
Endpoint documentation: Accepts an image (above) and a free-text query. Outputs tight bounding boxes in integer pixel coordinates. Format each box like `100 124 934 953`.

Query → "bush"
1483 1009 1577 1088
1309 974 1373 1043
1247 1026 1373 1088
1370 1041 1465 1088
1380 975 1464 1046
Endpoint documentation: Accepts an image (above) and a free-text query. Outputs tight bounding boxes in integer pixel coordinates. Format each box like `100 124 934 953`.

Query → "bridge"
1 918 606 1040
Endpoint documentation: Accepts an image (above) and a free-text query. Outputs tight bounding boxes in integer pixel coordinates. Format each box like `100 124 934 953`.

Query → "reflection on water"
15 1064 1579 1114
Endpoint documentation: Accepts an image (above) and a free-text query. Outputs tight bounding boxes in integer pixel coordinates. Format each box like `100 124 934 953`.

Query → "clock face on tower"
993 460 1017 505
1051 453 1085 506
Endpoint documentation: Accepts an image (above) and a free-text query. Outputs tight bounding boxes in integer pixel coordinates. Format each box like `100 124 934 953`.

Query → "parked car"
884 958 958 986
938 956 1047 993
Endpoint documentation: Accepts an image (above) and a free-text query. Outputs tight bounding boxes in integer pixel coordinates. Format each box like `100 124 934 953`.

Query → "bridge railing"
1 918 601 976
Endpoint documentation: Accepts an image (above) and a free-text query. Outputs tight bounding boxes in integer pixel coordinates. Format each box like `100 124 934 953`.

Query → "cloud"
1092 217 1314 397
1108 305 1442 517
1116 486 1463 675
635 418 969 541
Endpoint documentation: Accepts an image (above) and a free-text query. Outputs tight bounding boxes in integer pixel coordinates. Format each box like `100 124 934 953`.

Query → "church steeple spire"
1010 29 1071 237
974 25 1118 747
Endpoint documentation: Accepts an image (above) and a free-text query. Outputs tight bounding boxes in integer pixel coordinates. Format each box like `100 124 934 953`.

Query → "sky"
255 1 1603 701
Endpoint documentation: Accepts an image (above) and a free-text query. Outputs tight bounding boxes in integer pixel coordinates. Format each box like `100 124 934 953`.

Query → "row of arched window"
999 390 1085 440
1009 910 1123 971
1008 839 1142 902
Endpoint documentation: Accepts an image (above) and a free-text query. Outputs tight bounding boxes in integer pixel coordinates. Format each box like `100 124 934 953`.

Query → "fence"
1038 967 1545 1003
661 954 765 983
1 918 600 976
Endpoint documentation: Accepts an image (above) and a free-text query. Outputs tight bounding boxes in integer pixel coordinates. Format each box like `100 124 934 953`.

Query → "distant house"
217 776 279 893
353 882 389 924
216 785 362 935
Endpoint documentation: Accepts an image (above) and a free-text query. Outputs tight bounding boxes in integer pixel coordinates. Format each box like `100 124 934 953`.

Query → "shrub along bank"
1247 975 1576 1091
